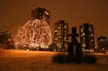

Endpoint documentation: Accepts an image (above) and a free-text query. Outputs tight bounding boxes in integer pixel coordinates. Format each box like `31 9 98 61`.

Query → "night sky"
0 0 108 40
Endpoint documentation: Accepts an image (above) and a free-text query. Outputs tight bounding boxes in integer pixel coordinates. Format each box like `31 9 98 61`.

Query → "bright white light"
14 19 52 49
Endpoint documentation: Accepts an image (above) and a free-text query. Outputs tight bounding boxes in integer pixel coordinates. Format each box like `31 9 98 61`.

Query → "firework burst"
14 19 52 49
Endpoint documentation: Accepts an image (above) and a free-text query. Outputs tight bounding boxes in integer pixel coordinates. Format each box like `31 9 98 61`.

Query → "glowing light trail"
14 19 52 49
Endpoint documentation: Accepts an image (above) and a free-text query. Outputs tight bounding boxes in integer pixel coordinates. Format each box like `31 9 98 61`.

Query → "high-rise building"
0 32 14 49
80 23 95 51
31 8 50 24
54 20 68 51
97 36 108 50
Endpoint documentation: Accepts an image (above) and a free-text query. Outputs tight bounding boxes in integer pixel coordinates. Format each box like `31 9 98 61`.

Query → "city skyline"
0 0 108 39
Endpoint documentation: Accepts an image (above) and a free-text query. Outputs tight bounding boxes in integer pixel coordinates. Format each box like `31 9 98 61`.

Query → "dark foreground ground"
0 49 108 71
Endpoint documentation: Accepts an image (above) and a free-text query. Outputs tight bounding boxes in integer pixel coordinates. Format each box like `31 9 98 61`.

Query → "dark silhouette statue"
67 27 82 63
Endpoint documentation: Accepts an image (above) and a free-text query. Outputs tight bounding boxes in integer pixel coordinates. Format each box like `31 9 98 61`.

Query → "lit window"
54 30 57 32
81 32 85 37
64 37 67 40
82 43 86 47
81 28 83 32
57 44 61 48
89 27 93 32
8 38 11 41
100 39 104 42
91 39 94 42
82 33 85 36
91 33 93 37
64 25 67 29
